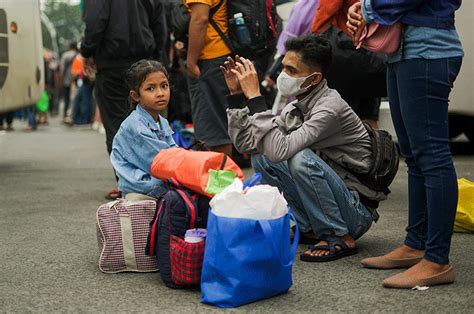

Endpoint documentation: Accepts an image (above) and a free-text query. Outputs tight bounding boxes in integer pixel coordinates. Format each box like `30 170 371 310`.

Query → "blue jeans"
387 57 462 265
251 149 373 240
72 83 94 125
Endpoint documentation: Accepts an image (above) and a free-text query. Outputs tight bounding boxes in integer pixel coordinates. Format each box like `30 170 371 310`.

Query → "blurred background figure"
69 53 95 126
0 112 14 131
59 42 78 122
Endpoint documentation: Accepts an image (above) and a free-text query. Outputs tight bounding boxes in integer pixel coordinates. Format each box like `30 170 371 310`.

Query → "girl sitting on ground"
111 60 176 199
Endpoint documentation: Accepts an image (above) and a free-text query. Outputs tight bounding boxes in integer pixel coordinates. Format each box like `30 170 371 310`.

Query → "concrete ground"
1 117 473 312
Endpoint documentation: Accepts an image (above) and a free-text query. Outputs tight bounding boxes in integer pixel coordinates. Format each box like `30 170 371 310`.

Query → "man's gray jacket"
227 80 387 206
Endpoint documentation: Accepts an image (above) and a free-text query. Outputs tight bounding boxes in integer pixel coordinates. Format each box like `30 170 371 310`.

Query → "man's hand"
346 2 365 44
187 62 201 79
231 57 261 99
83 56 96 79
220 55 242 95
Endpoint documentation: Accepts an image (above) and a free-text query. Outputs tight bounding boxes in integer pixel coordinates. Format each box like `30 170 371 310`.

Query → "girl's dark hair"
126 59 169 109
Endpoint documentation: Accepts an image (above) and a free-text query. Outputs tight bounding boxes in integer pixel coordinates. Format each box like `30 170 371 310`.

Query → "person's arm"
110 131 171 198
149 1 168 62
362 0 424 25
311 0 344 34
186 3 210 78
80 0 111 58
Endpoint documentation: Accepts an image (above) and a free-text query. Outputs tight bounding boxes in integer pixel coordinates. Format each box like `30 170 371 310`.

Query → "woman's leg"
379 57 462 288
395 57 462 265
387 61 429 253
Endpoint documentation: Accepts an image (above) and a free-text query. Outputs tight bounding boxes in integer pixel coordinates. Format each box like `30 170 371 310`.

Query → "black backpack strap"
208 0 235 52
169 178 198 229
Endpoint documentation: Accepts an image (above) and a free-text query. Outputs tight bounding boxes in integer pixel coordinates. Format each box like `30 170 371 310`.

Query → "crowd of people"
3 0 463 290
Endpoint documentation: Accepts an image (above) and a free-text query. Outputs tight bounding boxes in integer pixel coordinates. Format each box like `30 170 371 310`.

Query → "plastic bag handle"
258 212 299 268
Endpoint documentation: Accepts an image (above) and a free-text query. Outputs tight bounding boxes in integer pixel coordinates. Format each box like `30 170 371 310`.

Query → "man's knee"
250 154 267 173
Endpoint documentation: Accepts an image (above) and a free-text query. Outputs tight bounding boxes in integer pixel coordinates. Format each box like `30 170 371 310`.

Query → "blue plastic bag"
201 210 299 308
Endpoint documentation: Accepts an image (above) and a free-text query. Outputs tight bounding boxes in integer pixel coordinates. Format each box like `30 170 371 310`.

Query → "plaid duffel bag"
96 199 159 273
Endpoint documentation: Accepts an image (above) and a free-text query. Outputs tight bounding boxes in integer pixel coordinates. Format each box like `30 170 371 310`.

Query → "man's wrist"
246 92 262 100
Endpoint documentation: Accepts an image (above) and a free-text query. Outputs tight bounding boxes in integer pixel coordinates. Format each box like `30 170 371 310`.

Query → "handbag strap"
258 211 299 268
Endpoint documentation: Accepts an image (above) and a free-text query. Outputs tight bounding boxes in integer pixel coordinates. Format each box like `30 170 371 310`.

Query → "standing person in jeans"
185 0 233 156
80 0 167 199
223 35 387 262
347 0 463 288
59 42 77 121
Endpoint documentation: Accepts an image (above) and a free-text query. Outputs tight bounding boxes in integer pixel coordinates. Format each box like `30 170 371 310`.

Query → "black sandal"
300 235 358 262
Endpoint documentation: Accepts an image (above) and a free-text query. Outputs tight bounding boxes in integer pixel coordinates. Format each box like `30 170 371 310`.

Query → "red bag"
150 147 244 197
356 22 402 55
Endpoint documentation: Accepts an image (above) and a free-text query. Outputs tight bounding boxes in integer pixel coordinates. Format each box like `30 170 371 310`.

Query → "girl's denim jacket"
111 105 176 198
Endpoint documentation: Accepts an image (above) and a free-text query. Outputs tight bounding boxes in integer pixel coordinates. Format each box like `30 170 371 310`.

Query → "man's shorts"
187 55 232 147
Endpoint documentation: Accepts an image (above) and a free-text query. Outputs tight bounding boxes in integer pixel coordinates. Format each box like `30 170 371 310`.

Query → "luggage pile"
95 149 299 308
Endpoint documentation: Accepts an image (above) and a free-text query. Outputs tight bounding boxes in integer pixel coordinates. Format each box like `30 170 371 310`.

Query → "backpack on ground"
171 0 281 59
146 179 210 289
355 122 399 195
96 199 159 273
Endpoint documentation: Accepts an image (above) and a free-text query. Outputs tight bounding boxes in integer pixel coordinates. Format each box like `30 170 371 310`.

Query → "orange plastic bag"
151 147 244 197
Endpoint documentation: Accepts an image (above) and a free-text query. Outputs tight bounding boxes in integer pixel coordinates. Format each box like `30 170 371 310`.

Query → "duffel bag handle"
258 211 299 268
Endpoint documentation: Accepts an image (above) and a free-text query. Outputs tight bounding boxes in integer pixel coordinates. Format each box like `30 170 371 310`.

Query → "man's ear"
312 72 323 86
130 90 140 103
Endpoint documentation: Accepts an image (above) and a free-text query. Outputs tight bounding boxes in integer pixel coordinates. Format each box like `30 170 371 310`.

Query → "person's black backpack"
355 122 399 196
145 179 210 289
171 0 281 59
210 0 281 59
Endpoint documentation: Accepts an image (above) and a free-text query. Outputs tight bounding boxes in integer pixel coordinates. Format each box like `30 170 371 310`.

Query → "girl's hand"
347 2 366 43
220 56 242 95
231 57 261 99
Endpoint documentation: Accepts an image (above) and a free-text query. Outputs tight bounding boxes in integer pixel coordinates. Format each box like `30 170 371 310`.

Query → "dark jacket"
80 0 167 70
370 0 461 29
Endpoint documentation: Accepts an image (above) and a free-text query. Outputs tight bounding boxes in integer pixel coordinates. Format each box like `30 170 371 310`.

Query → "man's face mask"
276 71 321 97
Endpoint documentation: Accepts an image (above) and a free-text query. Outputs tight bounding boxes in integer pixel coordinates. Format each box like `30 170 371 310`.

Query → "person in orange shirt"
185 0 233 156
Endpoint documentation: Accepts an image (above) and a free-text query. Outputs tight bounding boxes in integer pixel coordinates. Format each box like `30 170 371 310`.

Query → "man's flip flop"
300 235 358 262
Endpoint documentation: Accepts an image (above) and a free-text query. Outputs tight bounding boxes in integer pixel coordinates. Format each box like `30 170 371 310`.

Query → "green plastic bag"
205 170 236 195
36 90 49 113
454 178 474 233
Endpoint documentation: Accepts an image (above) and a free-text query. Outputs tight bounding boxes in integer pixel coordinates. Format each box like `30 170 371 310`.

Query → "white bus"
0 0 44 114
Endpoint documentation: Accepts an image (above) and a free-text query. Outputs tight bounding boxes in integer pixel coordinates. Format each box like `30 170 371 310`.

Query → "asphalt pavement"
1 116 473 312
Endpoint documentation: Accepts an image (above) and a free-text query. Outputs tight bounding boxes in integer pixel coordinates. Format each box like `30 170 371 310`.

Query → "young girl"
111 60 177 199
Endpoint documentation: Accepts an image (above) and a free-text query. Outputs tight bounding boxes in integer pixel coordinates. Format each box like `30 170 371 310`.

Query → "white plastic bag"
210 178 288 220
